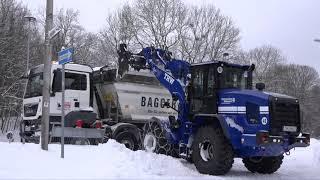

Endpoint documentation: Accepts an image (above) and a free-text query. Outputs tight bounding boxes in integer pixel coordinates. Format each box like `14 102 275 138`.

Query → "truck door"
51 71 90 116
190 65 217 114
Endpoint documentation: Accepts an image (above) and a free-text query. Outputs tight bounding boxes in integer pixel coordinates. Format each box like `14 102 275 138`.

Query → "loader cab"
189 61 253 114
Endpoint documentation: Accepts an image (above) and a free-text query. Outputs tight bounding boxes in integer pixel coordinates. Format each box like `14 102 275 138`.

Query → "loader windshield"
220 66 251 89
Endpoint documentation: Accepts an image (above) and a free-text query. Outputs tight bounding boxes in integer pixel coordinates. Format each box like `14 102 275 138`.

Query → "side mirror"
248 64 255 71
256 82 265 91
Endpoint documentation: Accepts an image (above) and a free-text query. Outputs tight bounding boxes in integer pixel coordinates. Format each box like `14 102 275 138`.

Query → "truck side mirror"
256 82 265 91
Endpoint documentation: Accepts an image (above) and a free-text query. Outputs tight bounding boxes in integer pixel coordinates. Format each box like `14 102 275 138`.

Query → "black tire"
142 121 175 156
192 126 234 175
103 127 113 143
115 132 139 151
89 138 100 146
243 155 284 174
71 138 90 145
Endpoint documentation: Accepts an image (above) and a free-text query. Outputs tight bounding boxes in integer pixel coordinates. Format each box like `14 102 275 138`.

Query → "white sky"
21 0 320 73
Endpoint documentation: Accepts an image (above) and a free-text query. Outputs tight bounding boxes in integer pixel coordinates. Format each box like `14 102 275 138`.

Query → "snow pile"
0 139 319 179
0 140 206 179
312 139 320 165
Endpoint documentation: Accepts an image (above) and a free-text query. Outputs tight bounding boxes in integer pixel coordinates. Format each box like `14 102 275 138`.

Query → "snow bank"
0 140 207 179
312 139 320 165
0 139 319 179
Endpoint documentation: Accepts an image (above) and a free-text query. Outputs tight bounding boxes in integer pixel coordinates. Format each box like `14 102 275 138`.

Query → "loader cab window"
219 66 251 89
193 69 204 97
207 68 215 96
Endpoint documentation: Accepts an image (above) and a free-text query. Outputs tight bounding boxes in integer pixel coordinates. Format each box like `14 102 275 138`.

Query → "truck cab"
22 63 93 142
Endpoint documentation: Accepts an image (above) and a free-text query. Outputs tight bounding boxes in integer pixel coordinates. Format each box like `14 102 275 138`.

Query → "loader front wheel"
142 121 173 156
192 126 234 175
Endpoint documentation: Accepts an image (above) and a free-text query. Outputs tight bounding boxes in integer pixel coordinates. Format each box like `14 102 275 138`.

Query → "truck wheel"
115 132 139 151
243 155 284 174
192 126 234 175
142 121 172 156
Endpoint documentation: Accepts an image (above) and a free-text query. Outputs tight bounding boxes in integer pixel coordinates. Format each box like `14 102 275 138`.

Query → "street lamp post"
24 16 36 71
21 16 36 144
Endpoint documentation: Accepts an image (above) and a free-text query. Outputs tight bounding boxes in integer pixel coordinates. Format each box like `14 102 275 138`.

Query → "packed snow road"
0 139 319 179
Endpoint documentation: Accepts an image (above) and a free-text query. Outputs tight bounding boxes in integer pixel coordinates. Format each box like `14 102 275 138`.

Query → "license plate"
283 126 297 132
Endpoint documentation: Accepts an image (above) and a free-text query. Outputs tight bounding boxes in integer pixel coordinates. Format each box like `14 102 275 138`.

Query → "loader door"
189 65 217 114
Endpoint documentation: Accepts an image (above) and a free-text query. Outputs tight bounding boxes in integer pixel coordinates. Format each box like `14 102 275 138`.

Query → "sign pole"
57 47 73 158
61 63 65 158
41 0 53 151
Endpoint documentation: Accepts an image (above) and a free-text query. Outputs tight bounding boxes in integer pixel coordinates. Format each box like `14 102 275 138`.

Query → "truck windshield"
24 73 43 98
220 66 249 89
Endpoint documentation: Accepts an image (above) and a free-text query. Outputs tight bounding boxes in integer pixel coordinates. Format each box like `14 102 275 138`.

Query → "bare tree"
0 0 42 133
50 8 85 62
98 4 137 66
73 32 103 66
178 5 240 63
134 0 187 49
99 0 240 65
245 45 285 85
271 64 319 103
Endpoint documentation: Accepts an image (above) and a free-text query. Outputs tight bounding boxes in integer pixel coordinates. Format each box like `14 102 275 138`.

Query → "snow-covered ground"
0 138 319 179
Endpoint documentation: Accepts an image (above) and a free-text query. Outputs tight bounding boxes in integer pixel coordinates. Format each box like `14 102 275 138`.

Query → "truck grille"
24 104 38 117
269 97 300 135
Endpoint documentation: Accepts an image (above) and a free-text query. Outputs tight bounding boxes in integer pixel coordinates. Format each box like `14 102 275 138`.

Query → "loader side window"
207 68 215 96
193 70 204 97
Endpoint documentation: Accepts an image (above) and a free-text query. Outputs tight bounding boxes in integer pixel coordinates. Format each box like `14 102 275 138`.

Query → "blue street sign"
58 48 73 65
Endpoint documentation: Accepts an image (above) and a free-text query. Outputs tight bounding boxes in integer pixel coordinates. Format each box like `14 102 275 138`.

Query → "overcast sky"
21 0 320 73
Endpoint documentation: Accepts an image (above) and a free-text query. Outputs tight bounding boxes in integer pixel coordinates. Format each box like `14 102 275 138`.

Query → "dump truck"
20 63 177 148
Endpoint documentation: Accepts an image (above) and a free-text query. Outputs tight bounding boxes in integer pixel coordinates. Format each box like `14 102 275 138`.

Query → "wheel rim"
200 140 214 162
143 133 157 152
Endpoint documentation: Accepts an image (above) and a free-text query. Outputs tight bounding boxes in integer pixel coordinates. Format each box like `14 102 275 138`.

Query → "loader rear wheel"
243 155 284 174
142 121 175 156
192 126 234 175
